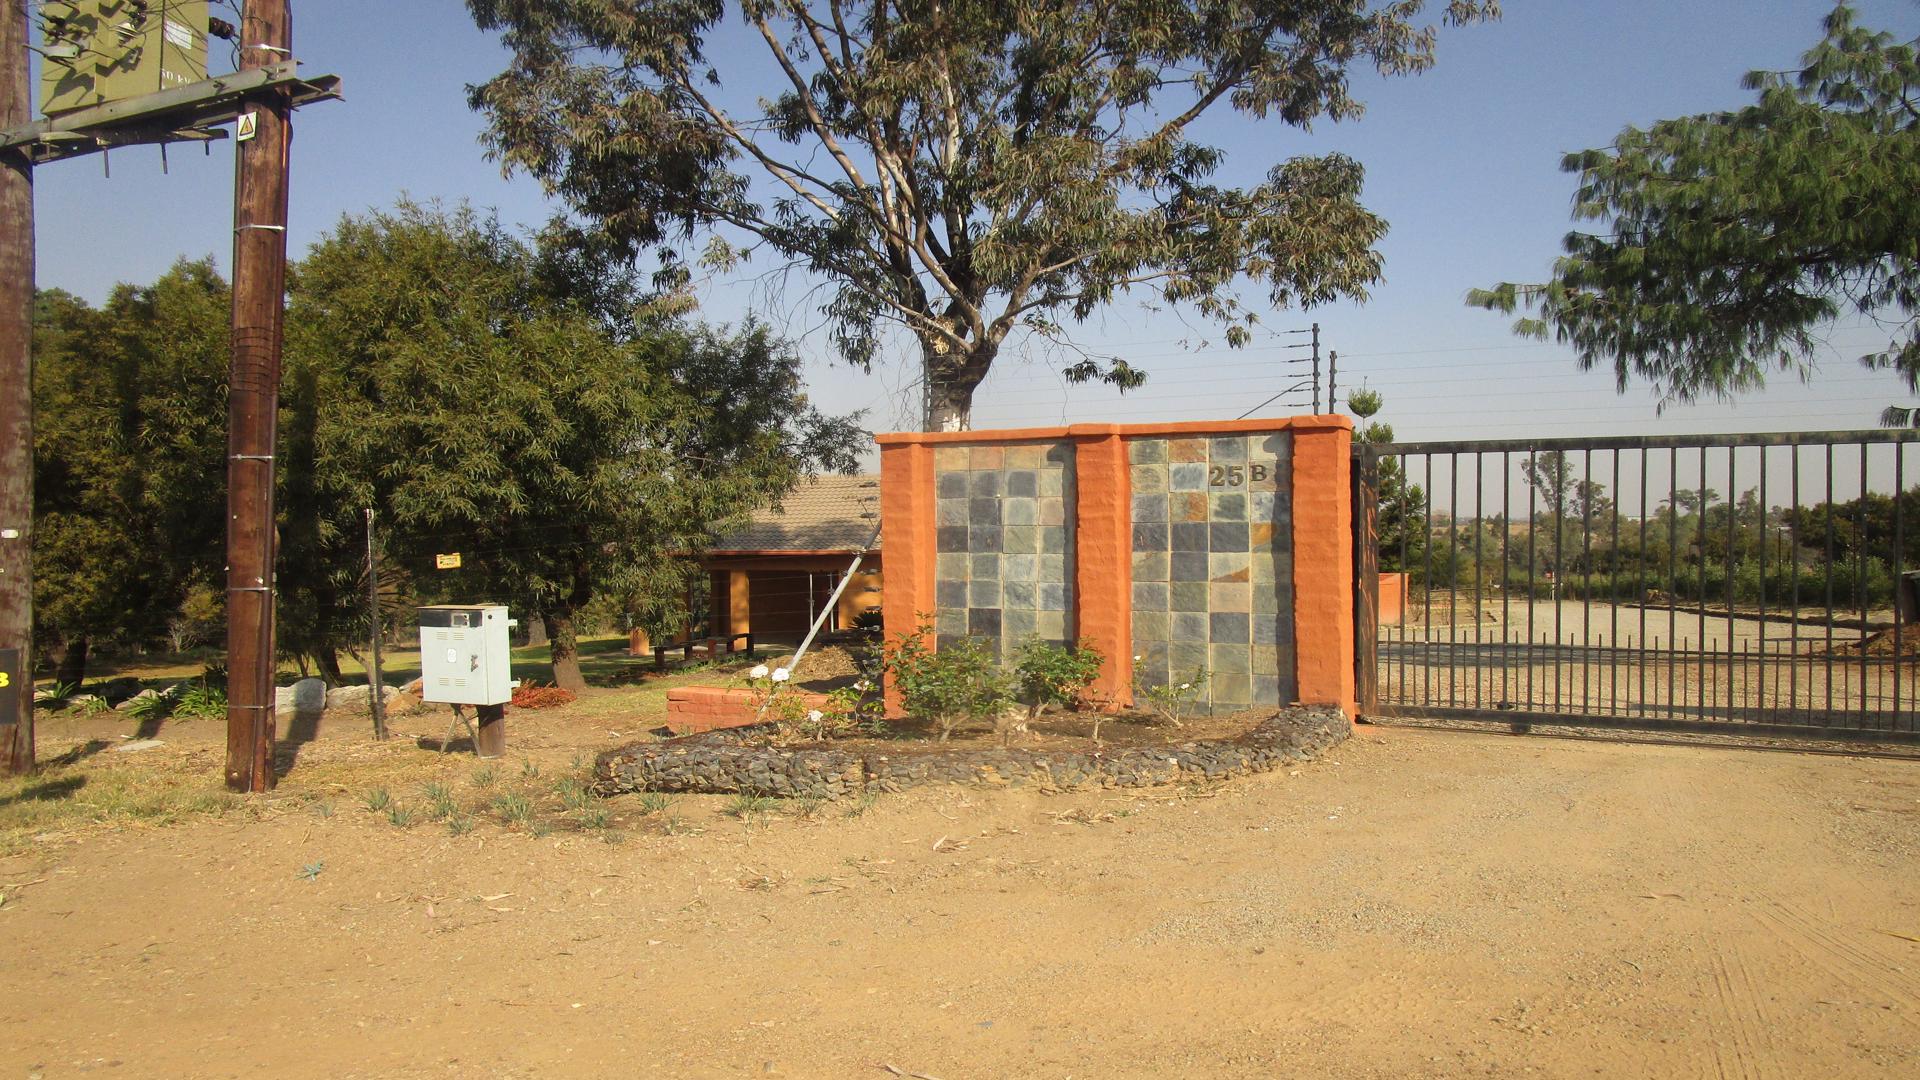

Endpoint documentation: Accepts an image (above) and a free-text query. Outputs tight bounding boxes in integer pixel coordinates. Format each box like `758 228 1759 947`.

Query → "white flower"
749 664 769 679
807 710 823 723
854 679 872 691
1133 654 1143 661
771 668 791 683
1179 683 1191 690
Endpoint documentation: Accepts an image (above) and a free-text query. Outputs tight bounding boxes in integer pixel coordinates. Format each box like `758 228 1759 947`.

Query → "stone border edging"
594 706 1349 800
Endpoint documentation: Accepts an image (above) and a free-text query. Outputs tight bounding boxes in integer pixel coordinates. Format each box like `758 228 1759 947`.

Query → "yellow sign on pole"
435 553 462 570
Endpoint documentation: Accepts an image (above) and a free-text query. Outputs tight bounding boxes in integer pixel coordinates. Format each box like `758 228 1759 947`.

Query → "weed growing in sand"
362 786 392 812
636 791 674 815
724 790 776 824
843 790 880 818
471 765 498 790
493 792 535 827
386 805 416 829
447 814 476 836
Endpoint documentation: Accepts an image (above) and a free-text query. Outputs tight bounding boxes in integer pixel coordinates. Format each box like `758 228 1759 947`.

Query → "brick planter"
664 685 831 735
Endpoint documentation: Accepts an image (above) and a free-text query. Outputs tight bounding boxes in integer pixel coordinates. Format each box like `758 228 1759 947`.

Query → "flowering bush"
1132 658 1210 728
882 620 1015 742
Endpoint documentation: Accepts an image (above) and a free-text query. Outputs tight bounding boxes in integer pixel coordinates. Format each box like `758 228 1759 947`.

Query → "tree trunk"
544 610 587 693
921 338 993 432
315 647 344 688
524 614 548 647
927 381 973 432
54 637 88 687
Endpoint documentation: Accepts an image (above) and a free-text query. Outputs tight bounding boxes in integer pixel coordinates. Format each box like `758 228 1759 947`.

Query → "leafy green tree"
285 201 862 690
467 0 1497 429
1470 4 1920 424
31 264 231 682
1347 386 1427 571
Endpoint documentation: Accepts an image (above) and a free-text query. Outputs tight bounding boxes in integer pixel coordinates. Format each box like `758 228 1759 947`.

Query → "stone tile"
936 607 965 635
1132 493 1167 523
1252 583 1283 613
1252 643 1284 673
1210 582 1251 611
1004 497 1037 526
1170 522 1208 553
1137 656 1171 689
936 553 968 579
1258 433 1291 456
967 608 1001 636
1130 464 1167 494
1006 470 1038 498
1038 582 1068 611
1250 556 1281 584
1003 581 1035 610
1004 608 1038 640
1170 438 1208 462
1209 611 1250 643
1209 642 1252 674
1035 610 1068 640
1170 550 1209 582
1132 610 1169 642
1045 443 1074 466
1169 462 1207 491
1005 444 1045 469
1209 492 1246 521
936 526 968 552
1132 522 1168 551
1208 552 1251 581
970 578 1001 607
1038 470 1064 497
1252 675 1283 705
1252 614 1284 646
1210 522 1250 552
1039 555 1067 582
969 446 1004 470
971 553 1000 579
1249 491 1277 521
1128 438 1167 464
1132 581 1168 611
1247 458 1282 491
936 579 967 608
937 498 969 526
934 447 970 471
968 496 1002 525
1170 581 1208 611
1038 498 1066 526
1249 521 1275 548
936 472 968 499
1211 672 1252 704
1209 436 1247 463
1040 527 1067 554
1171 612 1208 641
969 470 1003 498
1003 554 1038 581
968 525 1004 553
1132 551 1168 582
1002 525 1037 554
1168 642 1208 677
1171 492 1208 522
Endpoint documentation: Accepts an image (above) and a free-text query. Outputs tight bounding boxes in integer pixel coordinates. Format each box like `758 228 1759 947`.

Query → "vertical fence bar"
1424 454 1435 709
1399 450 1411 708
1448 456 1460 706
1894 441 1905 729
1610 449 1621 716
1859 446 1870 730
1527 451 1538 711
1726 446 1738 724
1581 448 1594 716
1758 447 1768 723
1699 447 1710 725
1474 451 1484 709
1825 444 1837 720
1638 449 1649 717
1355 446 1380 716
1502 450 1512 710
1554 452 1565 713
1669 448 1679 721
1790 444 1800 724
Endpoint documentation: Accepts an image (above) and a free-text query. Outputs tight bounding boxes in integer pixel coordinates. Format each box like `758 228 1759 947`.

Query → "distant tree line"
32 201 863 691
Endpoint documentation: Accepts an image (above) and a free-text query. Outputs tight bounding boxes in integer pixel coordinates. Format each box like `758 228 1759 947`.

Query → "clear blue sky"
30 0 1920 445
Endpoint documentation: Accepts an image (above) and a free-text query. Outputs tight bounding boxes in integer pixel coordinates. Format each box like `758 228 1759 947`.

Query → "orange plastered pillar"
1071 427 1134 706
728 571 752 637
878 437 936 715
1290 421 1356 719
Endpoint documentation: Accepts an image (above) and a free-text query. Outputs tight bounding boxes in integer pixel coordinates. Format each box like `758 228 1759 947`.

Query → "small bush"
883 621 1016 742
172 680 227 721
1012 637 1106 743
492 792 535 827
636 791 674 815
386 805 417 829
512 682 578 709
362 786 392 812
33 681 80 708
1134 661 1210 728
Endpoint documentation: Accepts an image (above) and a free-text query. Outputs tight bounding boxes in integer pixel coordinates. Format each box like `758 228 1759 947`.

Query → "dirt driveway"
2 726 1917 1079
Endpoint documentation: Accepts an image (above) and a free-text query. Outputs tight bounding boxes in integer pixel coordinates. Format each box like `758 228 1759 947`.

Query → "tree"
31 264 231 682
1347 386 1427 571
1521 450 1573 520
467 0 1497 430
1470 4 1920 424
285 202 862 691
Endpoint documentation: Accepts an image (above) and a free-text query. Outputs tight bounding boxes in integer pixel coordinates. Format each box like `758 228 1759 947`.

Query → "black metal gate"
1355 431 1920 742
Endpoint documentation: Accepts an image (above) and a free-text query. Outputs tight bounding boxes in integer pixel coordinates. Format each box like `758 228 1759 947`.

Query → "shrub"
512 682 578 709
1011 637 1106 744
1133 660 1210 728
172 680 228 721
882 622 1016 742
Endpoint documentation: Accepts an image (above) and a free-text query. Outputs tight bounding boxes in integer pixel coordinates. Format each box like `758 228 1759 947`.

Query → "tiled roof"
710 474 882 552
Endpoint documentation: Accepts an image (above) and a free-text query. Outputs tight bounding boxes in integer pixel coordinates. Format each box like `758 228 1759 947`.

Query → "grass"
0 747 244 852
362 786 392 812
636 791 674 815
723 790 777 824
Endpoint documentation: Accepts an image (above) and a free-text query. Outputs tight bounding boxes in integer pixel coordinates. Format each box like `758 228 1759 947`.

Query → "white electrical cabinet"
417 605 515 706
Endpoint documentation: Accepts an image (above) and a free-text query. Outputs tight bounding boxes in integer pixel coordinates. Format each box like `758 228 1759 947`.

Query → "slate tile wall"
1127 433 1296 711
931 442 1075 657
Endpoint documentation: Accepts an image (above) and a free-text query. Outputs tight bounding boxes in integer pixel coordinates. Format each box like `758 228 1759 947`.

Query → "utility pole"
224 0 294 792
364 508 386 740
1309 322 1321 413
1 0 35 776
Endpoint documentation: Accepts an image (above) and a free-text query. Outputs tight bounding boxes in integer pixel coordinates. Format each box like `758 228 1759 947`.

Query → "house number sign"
1208 462 1279 488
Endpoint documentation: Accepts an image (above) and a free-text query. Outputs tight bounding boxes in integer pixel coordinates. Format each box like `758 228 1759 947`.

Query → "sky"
28 0 1920 452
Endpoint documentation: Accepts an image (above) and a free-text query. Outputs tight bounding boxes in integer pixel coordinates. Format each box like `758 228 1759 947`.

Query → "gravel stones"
595 706 1348 799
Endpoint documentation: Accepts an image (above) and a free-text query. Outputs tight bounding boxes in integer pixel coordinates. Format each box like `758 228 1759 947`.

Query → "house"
700 474 883 645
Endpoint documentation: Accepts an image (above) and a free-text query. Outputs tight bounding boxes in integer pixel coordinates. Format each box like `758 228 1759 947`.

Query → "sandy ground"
2 725 1918 1078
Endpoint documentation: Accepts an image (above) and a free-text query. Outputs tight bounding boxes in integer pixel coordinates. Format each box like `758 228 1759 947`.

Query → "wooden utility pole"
224 0 294 792
1 0 35 776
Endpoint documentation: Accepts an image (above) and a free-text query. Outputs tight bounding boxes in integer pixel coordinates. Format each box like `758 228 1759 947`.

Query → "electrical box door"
417 605 513 706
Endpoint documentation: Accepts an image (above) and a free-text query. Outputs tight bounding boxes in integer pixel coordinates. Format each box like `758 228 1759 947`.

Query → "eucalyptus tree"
468 0 1498 429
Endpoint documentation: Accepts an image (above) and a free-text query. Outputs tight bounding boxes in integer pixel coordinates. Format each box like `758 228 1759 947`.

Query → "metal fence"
1355 431 1920 742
